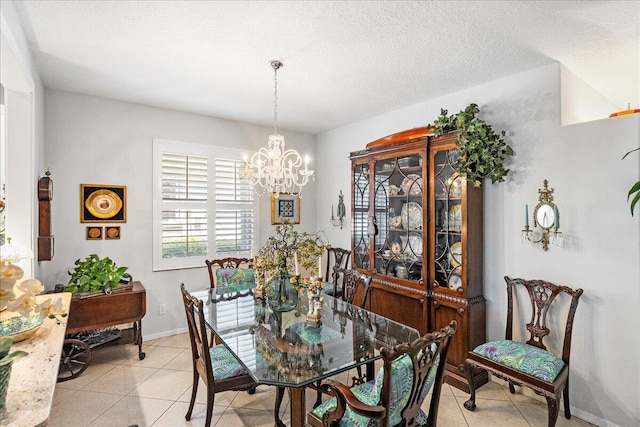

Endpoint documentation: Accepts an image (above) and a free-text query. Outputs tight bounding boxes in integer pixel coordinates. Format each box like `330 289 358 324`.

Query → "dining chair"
308 320 457 427
322 248 351 297
180 283 257 427
205 257 254 288
464 276 583 427
313 268 373 407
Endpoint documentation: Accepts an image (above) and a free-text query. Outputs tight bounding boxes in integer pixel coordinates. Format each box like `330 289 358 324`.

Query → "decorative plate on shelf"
449 242 462 268
401 174 422 196
448 273 462 290
401 202 423 230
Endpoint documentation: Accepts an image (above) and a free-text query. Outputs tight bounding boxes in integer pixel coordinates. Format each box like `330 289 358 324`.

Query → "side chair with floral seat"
463 276 583 427
205 257 254 288
180 283 257 427
321 247 351 297
308 320 457 427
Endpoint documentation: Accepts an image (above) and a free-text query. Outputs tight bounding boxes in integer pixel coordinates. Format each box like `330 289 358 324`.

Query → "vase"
266 257 298 312
0 361 12 409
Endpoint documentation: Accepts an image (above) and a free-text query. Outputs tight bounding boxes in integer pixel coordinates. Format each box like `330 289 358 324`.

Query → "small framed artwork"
105 226 121 240
86 226 103 240
81 184 127 223
271 192 300 225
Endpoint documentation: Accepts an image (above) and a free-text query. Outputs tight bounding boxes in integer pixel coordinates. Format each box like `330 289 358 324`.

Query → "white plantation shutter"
161 153 208 259
214 158 255 255
153 140 258 271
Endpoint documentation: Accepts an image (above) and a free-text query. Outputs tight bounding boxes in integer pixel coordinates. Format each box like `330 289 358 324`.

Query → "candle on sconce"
553 205 559 228
318 255 322 279
525 204 529 228
294 252 300 276
331 204 334 219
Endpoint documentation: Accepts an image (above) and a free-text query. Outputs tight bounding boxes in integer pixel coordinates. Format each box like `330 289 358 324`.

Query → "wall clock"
38 169 54 261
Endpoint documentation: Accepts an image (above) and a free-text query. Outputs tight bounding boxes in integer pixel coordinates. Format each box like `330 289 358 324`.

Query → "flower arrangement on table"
257 222 330 312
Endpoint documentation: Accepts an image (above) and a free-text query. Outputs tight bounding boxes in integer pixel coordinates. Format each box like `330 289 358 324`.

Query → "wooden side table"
59 281 146 381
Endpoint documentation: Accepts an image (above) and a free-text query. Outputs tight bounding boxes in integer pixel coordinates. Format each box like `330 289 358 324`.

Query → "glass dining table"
191 283 420 427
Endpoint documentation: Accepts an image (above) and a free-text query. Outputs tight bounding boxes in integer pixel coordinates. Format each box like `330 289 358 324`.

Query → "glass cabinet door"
432 148 463 292
371 153 424 282
352 162 370 270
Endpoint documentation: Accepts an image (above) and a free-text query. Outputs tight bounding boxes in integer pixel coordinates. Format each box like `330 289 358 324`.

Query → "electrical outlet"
158 303 166 315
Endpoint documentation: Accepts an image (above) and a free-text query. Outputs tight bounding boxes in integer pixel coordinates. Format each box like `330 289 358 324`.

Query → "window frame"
152 138 258 271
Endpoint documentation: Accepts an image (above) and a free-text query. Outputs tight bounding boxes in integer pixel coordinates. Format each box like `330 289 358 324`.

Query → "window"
153 139 257 271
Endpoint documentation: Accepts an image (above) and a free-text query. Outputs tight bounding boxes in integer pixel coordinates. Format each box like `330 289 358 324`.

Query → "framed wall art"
105 226 121 240
81 184 127 223
86 226 103 240
271 192 300 225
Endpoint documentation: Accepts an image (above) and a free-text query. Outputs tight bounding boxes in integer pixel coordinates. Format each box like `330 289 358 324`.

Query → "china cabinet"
350 128 487 391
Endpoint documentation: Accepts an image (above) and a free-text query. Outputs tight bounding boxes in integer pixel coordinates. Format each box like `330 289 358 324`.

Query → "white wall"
316 63 640 426
42 89 317 338
0 1 44 279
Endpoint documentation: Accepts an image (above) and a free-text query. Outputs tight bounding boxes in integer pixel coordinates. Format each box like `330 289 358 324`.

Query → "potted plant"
64 254 129 296
622 147 640 216
433 103 514 187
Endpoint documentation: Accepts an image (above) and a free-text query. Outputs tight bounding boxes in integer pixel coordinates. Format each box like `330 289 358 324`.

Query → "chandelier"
240 60 314 197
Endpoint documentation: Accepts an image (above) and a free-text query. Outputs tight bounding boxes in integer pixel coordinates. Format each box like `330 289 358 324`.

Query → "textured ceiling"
11 0 640 134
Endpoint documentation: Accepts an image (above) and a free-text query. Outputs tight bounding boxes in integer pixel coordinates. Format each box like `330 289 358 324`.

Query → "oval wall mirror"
535 203 555 229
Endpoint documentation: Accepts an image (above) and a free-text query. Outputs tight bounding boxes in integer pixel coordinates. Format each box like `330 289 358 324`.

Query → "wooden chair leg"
563 378 571 419
185 371 198 420
314 380 323 408
274 386 286 427
545 393 561 427
463 361 477 411
205 384 215 427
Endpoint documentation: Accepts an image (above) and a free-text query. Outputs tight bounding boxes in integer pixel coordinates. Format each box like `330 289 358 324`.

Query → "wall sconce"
330 190 346 229
522 179 563 251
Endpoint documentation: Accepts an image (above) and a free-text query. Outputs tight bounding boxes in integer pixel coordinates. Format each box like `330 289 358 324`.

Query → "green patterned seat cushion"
210 344 247 380
473 340 565 382
312 381 377 427
215 268 255 287
313 351 439 426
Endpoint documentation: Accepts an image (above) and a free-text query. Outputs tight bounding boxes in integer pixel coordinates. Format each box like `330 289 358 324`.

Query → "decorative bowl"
0 314 44 342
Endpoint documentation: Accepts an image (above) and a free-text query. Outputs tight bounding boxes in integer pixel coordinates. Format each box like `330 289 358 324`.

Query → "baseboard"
143 327 188 342
488 375 622 427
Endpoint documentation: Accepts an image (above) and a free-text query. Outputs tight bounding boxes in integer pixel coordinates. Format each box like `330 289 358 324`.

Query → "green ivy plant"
257 222 330 278
433 103 514 188
622 147 640 216
64 254 128 294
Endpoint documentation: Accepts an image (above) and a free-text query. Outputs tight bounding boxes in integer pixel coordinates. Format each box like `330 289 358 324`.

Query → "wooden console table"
59 281 146 381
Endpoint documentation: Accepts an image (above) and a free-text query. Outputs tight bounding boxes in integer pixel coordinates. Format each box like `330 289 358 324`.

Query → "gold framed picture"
86 226 103 240
81 184 127 223
271 193 300 225
105 226 121 240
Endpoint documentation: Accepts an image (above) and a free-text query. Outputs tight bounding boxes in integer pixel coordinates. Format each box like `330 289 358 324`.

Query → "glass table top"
190 283 420 388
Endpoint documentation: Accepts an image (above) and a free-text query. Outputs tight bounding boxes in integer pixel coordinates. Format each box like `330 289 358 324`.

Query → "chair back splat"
308 321 456 427
464 276 583 427
205 257 254 288
340 268 372 308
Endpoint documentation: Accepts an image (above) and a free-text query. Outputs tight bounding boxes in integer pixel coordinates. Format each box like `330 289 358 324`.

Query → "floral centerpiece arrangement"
256 222 329 312
257 222 330 279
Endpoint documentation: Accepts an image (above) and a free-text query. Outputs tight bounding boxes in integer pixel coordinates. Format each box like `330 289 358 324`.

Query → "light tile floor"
49 333 596 427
